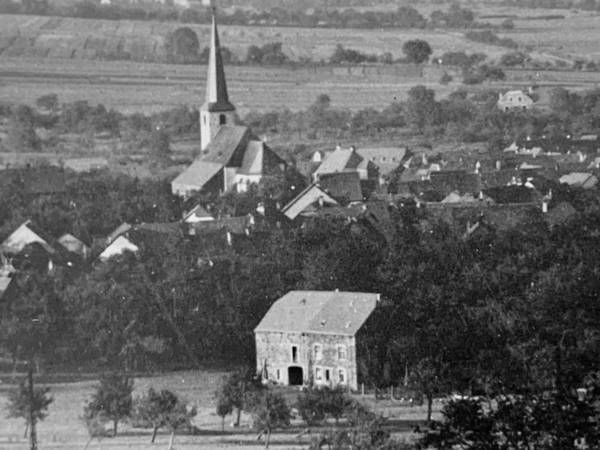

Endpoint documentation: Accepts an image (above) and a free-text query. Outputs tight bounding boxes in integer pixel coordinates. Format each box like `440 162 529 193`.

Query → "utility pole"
28 363 37 450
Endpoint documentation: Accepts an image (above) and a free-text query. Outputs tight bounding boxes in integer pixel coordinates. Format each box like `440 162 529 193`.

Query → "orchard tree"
404 85 440 132
250 390 291 449
84 373 134 437
402 39 432 64
215 367 262 427
134 388 195 445
5 372 53 446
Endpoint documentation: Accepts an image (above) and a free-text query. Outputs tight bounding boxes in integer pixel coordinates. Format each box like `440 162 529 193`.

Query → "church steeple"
200 7 236 151
204 12 234 112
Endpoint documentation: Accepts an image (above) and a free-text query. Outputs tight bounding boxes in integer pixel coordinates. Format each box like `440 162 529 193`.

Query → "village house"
254 290 379 390
497 90 534 112
171 12 286 198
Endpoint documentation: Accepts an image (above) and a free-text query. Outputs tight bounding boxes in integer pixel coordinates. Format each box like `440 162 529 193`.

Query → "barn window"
276 369 280 380
338 368 346 384
337 345 347 360
203 115 207 125
313 344 322 361
219 114 227 125
315 367 322 381
292 346 298 363
325 369 330 382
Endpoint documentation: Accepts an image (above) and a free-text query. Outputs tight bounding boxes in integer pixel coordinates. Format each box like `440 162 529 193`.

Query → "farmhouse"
254 290 379 390
171 11 286 198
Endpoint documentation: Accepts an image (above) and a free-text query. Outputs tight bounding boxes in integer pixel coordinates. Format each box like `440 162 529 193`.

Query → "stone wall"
255 331 359 390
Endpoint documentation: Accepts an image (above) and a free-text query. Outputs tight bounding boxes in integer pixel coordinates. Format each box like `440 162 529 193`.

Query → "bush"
402 39 433 64
296 388 326 426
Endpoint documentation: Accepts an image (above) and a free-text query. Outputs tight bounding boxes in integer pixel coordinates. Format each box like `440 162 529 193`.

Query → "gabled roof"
430 170 481 197
356 147 408 176
318 172 363 203
1 221 54 255
98 235 139 262
184 204 215 223
171 160 223 192
255 290 379 336
202 13 235 113
282 184 339 220
200 125 250 166
314 148 363 176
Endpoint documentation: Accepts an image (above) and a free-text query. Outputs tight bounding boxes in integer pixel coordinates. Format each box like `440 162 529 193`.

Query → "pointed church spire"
204 8 235 112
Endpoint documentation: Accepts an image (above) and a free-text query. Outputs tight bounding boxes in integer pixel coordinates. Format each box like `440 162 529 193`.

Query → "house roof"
356 147 408 176
1 221 54 255
318 172 363 203
559 172 598 189
171 160 223 192
187 215 254 235
254 290 379 336
98 235 139 262
314 148 363 176
57 233 90 256
184 204 215 223
106 222 132 246
281 184 339 220
430 170 481 196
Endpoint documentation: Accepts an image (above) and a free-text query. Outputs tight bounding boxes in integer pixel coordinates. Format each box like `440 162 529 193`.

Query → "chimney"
548 188 553 199
350 145 356 152
496 160 501 171
542 199 549 213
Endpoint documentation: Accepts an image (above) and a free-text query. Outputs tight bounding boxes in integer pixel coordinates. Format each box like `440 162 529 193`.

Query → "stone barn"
254 290 379 391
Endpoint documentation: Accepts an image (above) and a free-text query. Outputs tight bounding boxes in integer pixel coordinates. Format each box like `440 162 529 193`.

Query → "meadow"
0 371 431 449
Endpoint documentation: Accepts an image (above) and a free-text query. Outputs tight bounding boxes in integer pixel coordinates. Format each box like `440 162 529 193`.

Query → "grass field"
0 371 432 449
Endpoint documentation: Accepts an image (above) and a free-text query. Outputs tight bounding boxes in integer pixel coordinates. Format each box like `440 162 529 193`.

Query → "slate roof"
171 160 223 192
559 172 598 189
430 170 481 197
254 290 379 336
201 125 250 166
314 148 363 176
356 147 408 176
57 233 90 257
281 184 339 220
238 140 264 174
318 172 363 203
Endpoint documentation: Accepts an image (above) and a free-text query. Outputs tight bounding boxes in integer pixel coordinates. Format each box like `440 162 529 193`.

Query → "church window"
219 114 227 125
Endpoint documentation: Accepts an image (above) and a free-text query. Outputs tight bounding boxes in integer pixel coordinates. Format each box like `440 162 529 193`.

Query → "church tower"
200 9 236 151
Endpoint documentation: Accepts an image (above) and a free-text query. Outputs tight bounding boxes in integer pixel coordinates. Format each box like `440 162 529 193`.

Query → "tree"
404 85 439 132
5 372 53 447
402 39 432 64
84 373 133 437
134 388 196 449
249 390 291 449
215 367 262 427
216 395 233 431
149 128 171 161
3 105 40 152
296 388 326 426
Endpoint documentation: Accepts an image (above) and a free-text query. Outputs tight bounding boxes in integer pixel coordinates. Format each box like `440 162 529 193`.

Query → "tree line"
0 2 493 31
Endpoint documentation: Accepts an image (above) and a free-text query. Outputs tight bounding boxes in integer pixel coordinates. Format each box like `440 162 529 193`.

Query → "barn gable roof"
255 290 379 336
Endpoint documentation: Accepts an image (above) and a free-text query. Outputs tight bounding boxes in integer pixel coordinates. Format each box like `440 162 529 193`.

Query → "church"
171 11 287 198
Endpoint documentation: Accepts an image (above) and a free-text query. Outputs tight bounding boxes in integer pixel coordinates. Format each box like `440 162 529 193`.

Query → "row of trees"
0 2 488 31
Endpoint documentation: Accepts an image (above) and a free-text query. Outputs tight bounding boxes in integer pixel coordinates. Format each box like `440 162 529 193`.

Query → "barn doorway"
288 366 303 385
